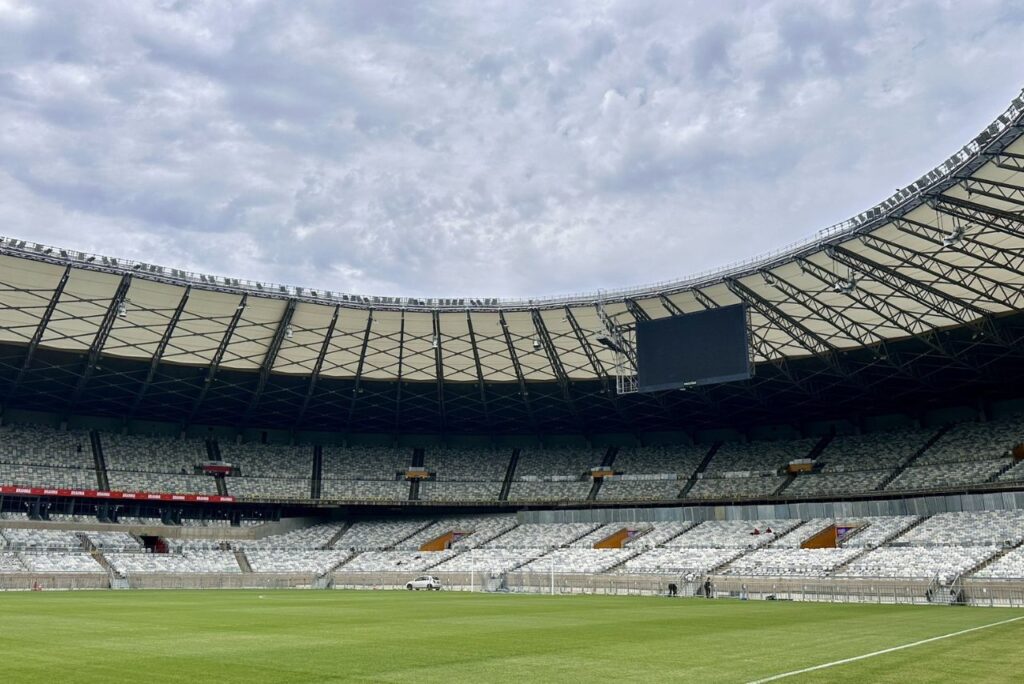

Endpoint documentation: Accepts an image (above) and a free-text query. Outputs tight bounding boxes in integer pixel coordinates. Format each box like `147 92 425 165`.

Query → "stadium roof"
2 90 1024 434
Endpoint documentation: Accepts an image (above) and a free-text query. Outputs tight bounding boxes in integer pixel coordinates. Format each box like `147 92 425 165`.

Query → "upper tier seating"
0 424 97 489
424 448 508 481
103 432 215 494
999 460 1024 482
687 438 815 500
785 470 891 497
917 417 1024 465
220 443 312 499
613 445 708 478
887 460 1009 491
598 478 681 502
507 480 591 502
705 438 817 475
818 428 933 473
514 447 601 479
419 481 500 502
320 446 408 501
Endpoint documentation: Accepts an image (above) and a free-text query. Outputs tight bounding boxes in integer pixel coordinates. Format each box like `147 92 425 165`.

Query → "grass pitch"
1 590 1021 683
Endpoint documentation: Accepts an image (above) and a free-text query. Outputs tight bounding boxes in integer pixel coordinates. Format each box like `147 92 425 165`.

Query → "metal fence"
4 571 1024 607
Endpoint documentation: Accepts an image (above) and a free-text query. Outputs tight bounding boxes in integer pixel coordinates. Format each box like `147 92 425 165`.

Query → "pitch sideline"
746 614 1024 683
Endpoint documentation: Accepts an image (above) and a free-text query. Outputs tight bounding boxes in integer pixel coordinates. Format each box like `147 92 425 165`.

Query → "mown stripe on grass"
746 614 1024 683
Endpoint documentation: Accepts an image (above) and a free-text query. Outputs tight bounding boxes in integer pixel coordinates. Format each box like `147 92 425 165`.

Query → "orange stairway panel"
420 530 470 551
594 528 631 549
801 524 838 549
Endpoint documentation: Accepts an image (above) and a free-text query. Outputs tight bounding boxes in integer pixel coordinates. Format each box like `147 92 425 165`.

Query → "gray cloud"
0 0 1023 299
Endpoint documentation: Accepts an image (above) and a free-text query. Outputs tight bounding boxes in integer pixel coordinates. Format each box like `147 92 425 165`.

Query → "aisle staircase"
498 448 520 501
89 430 109 491
679 442 721 498
877 424 952 490
233 549 253 573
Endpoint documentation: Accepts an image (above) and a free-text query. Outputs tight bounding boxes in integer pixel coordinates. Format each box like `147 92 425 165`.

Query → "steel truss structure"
2 90 1024 434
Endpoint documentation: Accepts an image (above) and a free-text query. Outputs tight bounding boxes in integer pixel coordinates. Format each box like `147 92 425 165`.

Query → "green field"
0 590 1021 683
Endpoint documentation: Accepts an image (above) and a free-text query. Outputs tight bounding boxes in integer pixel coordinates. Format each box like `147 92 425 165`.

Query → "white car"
405 575 442 591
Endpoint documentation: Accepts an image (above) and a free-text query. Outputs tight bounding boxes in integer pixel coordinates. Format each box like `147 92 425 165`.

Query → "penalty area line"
746 614 1024 684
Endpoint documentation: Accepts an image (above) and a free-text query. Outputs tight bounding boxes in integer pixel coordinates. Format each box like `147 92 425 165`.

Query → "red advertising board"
0 485 234 503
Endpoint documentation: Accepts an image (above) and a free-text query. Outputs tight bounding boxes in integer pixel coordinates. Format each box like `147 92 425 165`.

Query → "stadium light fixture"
431 335 439 349
532 339 541 351
833 277 858 295
284 325 294 340
942 227 965 249
595 335 625 354
116 300 127 318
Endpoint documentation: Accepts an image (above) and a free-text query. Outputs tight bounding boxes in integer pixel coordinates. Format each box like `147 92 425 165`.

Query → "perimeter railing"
4 571 1024 607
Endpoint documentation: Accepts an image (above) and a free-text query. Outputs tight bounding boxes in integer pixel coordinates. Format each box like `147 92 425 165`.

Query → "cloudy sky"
1 1 1023 299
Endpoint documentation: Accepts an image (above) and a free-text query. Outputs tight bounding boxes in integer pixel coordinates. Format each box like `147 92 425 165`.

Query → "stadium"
4 32 1024 684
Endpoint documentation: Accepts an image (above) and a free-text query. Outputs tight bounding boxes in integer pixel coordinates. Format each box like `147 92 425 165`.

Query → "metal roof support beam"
241 298 298 424
393 311 406 432
465 312 492 429
959 177 1024 208
761 270 884 347
130 285 191 415
431 311 447 433
726 277 859 391
5 264 71 402
725 279 835 357
624 298 651 322
794 257 964 365
564 307 608 381
185 293 248 426
293 305 340 430
657 293 686 316
929 194 1024 230
563 307 627 419
68 274 133 409
764 269 921 382
531 309 584 427
829 245 988 334
991 151 1024 173
344 310 375 431
498 311 538 431
858 233 1014 315
927 199 1024 247
892 217 1024 299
